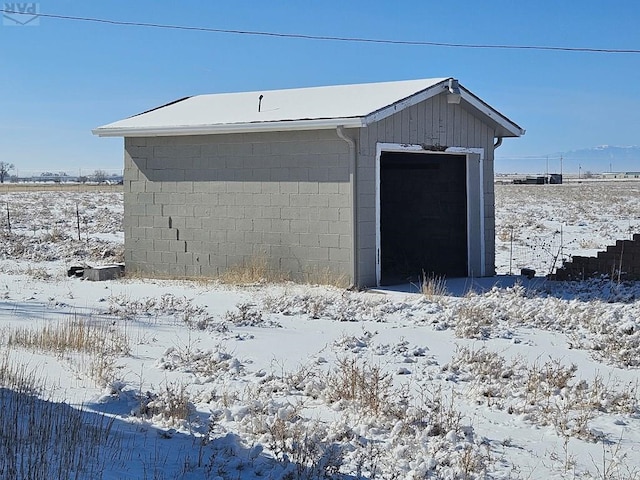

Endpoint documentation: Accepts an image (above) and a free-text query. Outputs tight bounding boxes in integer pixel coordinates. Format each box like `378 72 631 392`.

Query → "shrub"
325 357 394 417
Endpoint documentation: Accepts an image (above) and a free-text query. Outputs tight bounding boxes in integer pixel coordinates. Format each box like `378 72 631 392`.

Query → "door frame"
375 142 485 286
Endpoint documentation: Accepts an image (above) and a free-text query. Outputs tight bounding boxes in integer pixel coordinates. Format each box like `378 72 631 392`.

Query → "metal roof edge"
127 96 193 119
362 78 451 125
92 117 365 137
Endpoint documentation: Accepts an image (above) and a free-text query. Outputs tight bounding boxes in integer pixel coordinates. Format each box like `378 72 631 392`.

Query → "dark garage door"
380 152 467 285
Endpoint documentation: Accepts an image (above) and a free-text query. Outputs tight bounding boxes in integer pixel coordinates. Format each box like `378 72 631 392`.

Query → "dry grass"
107 292 217 330
0 355 117 479
446 346 640 441
453 303 495 339
419 271 448 299
219 255 289 285
157 344 238 378
494 182 640 275
127 258 351 289
326 357 394 416
235 395 345 478
137 382 193 425
121 269 217 287
303 265 351 289
6 317 130 357
5 316 130 387
21 265 52 280
0 353 40 395
220 257 351 288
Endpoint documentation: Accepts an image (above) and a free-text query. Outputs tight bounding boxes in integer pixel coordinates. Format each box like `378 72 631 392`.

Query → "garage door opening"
379 151 468 285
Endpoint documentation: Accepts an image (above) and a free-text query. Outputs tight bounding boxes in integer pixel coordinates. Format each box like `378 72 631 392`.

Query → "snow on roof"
93 78 524 138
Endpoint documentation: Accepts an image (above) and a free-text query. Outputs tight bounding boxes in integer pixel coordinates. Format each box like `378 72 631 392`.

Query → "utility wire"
2 9 639 54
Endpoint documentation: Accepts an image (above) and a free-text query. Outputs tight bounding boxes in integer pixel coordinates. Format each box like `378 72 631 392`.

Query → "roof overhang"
92 117 365 137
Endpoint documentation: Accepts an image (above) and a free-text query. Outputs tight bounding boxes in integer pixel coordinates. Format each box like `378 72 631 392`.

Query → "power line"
2 8 640 54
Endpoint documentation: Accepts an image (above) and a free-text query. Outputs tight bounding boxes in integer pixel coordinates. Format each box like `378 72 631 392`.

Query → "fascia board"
92 117 365 138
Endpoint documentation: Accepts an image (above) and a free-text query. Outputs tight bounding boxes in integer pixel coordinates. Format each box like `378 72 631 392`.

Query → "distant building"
512 173 562 185
602 172 640 179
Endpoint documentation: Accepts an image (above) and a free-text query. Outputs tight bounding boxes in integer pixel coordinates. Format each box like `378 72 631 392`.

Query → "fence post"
560 224 563 267
76 202 81 241
509 227 513 276
5 202 10 234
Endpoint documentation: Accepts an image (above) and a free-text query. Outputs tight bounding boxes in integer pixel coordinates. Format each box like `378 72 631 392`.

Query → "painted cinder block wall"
124 129 353 281
123 91 498 286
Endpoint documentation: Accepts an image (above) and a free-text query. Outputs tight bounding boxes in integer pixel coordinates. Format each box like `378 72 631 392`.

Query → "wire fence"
500 227 567 276
497 218 640 277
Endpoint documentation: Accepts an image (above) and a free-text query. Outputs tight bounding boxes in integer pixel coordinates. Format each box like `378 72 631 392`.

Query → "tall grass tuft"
0 356 117 480
326 357 394 416
7 316 130 356
419 271 448 299
219 255 286 285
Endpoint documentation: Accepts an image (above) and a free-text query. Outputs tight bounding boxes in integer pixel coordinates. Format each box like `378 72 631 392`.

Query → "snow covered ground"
495 180 640 276
1 182 639 479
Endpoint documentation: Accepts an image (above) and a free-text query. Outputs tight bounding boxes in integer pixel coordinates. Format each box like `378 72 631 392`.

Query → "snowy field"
495 180 640 276
1 182 639 479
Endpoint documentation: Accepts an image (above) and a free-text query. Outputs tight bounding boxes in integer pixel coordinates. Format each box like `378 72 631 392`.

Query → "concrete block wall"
552 234 640 281
124 129 353 282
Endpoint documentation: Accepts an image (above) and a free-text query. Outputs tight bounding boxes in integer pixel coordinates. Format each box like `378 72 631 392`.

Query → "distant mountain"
559 145 640 173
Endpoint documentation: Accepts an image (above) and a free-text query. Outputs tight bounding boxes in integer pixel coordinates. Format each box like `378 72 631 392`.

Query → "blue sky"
1 0 638 175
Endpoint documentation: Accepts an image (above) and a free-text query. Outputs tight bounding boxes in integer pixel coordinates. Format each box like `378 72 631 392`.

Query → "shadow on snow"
0 386 359 480
374 275 640 303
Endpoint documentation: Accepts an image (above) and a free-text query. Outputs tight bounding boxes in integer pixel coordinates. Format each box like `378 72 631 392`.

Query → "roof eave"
92 117 365 138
